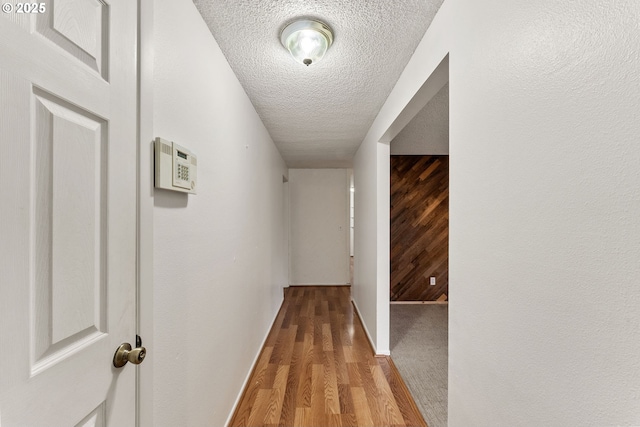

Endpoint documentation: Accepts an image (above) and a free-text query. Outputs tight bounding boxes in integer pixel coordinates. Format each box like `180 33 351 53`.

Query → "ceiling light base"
280 19 334 66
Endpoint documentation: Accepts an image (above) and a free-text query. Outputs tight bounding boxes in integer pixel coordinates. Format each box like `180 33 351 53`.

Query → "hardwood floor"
229 286 427 427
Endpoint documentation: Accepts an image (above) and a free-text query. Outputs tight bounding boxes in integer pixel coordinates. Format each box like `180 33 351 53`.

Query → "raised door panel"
36 0 109 78
31 88 108 375
76 402 106 427
0 69 125 427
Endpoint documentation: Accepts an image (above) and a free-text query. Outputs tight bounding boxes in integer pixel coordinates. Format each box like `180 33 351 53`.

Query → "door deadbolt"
113 342 146 368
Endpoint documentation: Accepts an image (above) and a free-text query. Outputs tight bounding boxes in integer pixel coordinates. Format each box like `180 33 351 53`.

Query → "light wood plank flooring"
230 286 427 427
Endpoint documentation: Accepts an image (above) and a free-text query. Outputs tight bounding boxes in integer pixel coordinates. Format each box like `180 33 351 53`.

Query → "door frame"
378 54 449 354
137 0 155 425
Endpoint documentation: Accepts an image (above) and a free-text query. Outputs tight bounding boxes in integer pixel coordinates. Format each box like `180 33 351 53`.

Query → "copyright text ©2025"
2 3 46 14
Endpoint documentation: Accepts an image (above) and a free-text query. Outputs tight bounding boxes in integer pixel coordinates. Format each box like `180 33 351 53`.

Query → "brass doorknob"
113 343 146 368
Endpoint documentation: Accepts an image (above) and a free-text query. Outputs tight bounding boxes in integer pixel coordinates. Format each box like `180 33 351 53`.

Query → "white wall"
349 171 354 257
354 0 640 425
391 83 449 155
448 1 640 424
151 1 288 425
289 169 350 285
353 126 384 352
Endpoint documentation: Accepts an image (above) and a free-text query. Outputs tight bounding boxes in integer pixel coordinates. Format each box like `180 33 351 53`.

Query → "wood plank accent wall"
391 155 449 301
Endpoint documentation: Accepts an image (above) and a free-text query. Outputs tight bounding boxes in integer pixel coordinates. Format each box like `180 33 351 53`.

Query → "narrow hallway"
230 286 426 427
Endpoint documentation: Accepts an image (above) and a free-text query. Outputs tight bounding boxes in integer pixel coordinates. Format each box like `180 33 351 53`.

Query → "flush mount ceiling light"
280 19 333 66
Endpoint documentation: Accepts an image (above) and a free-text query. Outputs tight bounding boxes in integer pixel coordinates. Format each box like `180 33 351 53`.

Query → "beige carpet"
390 304 448 427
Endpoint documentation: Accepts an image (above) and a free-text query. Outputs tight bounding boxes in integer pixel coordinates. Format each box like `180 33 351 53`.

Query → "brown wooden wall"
391 155 449 301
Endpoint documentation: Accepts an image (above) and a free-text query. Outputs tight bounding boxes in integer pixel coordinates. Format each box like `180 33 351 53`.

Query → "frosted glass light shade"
281 20 333 66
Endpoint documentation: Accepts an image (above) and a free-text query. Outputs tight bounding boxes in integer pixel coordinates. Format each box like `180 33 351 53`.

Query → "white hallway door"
0 0 138 425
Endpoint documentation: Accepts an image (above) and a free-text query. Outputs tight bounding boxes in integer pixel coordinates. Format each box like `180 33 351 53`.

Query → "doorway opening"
386 59 449 427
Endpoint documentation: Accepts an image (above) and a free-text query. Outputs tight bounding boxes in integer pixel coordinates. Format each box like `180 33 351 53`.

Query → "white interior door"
0 0 138 425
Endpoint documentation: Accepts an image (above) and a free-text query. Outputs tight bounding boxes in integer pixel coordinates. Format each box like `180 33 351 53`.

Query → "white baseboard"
289 283 350 286
390 301 448 305
224 296 284 427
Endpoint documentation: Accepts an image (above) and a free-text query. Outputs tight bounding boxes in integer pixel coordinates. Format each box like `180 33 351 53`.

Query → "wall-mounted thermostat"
154 137 197 194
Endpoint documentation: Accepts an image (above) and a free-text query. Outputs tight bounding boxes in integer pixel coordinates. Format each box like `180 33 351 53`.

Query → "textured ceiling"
192 0 445 168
